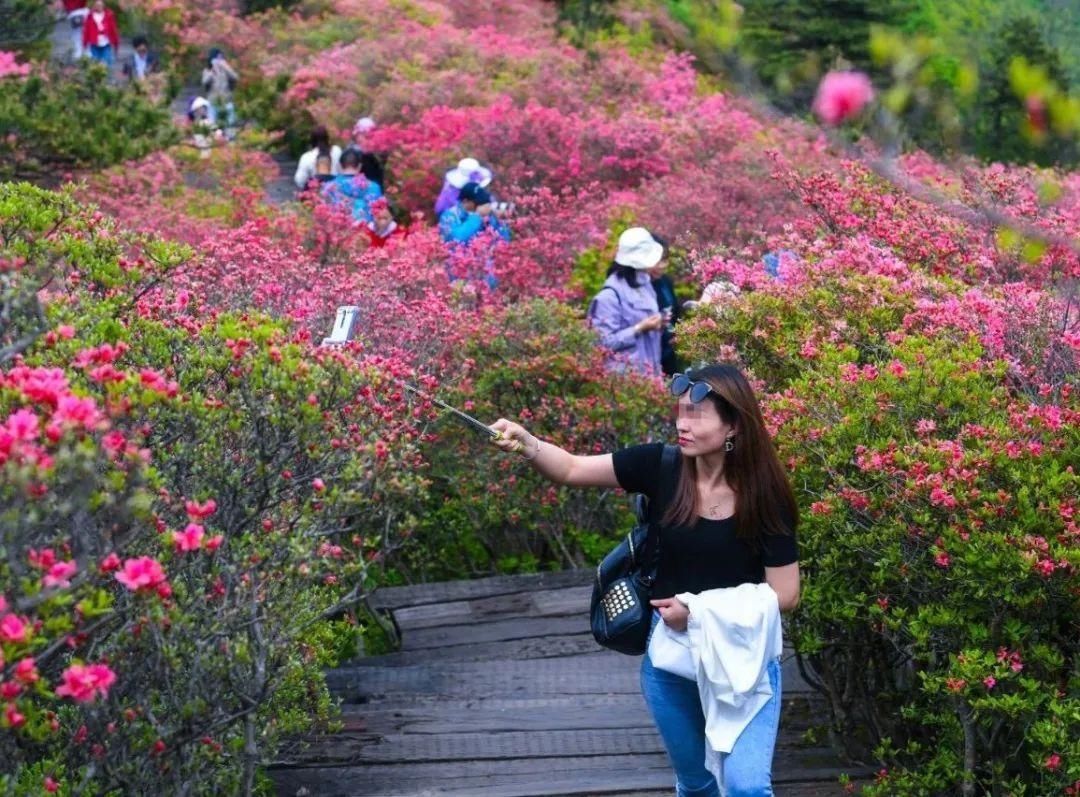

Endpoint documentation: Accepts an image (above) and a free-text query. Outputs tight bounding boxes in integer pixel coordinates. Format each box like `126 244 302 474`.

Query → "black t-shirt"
613 443 799 599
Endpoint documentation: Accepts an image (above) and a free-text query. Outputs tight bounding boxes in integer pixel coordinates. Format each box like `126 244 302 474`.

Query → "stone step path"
270 570 867 797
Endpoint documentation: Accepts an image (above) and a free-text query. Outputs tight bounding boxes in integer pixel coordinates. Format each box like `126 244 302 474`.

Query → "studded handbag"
589 445 677 655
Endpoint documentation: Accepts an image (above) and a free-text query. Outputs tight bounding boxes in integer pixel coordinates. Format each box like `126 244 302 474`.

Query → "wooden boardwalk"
271 570 861 797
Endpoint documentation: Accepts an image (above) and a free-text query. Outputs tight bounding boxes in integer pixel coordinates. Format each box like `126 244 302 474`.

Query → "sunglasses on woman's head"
670 373 715 404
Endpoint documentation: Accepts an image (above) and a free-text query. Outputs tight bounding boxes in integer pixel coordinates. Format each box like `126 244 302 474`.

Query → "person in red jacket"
82 0 120 68
364 198 407 248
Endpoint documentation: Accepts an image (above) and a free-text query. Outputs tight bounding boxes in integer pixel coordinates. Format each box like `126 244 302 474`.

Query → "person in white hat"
434 156 493 216
187 97 220 155
344 116 376 157
586 227 667 375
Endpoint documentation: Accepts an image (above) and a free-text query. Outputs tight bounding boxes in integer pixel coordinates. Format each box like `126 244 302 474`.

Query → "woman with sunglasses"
489 364 799 797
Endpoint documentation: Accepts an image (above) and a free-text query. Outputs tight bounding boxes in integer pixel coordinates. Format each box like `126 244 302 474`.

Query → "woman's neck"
694 452 728 491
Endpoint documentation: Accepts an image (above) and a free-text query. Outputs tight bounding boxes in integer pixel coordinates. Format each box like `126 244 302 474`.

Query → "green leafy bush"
0 0 52 57
0 64 178 182
399 300 670 579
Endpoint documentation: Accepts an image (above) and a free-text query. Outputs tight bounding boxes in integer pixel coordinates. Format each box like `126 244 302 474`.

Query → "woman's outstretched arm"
489 418 620 489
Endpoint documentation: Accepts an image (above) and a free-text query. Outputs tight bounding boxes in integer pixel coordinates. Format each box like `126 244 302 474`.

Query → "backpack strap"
651 444 679 522
587 285 621 321
641 444 679 581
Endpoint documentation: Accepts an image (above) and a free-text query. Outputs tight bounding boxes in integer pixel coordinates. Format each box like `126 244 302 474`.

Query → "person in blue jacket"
321 149 383 224
438 182 511 290
438 182 510 245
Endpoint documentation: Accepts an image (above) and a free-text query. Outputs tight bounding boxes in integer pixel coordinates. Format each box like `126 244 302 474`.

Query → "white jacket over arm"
677 582 783 765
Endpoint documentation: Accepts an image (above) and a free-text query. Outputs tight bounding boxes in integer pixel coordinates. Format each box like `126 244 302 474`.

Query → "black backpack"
590 445 678 655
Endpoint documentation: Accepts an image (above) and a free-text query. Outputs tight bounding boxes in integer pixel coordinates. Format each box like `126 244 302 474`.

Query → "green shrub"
0 64 178 182
399 300 670 579
0 0 53 58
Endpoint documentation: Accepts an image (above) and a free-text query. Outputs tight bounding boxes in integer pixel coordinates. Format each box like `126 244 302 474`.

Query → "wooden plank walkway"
271 571 862 797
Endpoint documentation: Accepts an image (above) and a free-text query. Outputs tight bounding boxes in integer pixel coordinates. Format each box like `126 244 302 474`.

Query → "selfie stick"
397 381 499 440
316 312 502 442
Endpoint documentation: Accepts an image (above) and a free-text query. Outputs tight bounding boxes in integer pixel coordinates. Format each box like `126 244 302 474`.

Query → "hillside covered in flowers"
1 0 1077 793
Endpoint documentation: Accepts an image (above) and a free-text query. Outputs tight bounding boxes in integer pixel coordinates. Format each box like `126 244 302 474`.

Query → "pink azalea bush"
0 183 430 792
677 155 1078 792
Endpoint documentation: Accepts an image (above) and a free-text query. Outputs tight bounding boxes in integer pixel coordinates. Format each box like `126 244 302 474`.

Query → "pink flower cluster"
813 71 875 126
114 556 170 597
0 50 30 79
55 662 117 703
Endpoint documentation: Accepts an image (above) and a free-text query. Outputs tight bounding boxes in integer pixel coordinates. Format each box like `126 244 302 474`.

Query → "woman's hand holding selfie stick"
487 419 619 492
489 419 541 461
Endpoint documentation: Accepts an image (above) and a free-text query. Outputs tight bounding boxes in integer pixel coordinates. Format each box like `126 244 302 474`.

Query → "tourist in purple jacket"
587 227 666 375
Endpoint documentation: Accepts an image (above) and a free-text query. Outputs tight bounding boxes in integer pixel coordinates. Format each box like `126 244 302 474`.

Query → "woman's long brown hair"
661 364 798 545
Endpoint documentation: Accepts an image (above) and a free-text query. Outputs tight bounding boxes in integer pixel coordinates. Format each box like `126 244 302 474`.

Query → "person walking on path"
648 233 683 376
438 181 510 246
434 156 493 216
61 0 89 61
587 227 666 376
343 116 375 158
438 181 510 289
201 48 238 130
320 148 382 223
82 0 119 68
364 198 406 248
121 35 159 83
489 364 800 797
295 125 342 190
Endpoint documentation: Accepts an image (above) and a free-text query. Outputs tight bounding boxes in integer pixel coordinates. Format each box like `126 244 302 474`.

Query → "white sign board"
321 306 361 346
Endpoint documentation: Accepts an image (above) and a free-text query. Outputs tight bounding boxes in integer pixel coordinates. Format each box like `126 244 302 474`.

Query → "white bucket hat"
446 157 493 189
614 227 664 270
353 116 376 135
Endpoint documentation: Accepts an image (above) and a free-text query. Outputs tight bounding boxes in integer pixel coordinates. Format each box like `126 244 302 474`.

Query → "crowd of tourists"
291 120 759 360
294 132 517 273
292 120 757 368
55 2 760 371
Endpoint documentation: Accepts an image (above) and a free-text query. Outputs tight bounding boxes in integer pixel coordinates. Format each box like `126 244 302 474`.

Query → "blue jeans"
640 613 782 797
89 44 113 67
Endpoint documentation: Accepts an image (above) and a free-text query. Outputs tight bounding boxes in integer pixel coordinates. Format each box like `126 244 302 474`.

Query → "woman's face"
674 393 734 457
92 0 105 12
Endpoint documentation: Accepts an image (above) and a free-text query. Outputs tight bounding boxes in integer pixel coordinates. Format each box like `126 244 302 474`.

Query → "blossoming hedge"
1 183 430 793
678 162 1079 792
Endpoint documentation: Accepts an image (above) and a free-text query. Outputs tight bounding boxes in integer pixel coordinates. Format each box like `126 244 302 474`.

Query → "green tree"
240 0 302 13
0 0 53 58
969 15 1076 166
555 0 617 44
737 0 916 106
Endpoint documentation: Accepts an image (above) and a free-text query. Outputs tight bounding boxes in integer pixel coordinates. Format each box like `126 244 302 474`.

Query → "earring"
725 437 735 453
